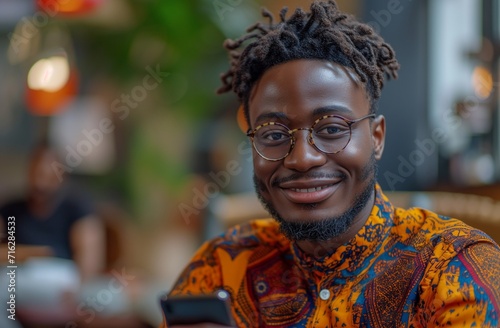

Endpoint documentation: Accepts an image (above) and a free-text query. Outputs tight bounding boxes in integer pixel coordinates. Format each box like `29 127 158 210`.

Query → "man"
162 1 500 327
0 144 105 326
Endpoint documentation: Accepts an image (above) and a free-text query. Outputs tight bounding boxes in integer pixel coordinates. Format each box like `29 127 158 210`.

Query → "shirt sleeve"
158 239 223 328
429 242 500 327
169 239 223 296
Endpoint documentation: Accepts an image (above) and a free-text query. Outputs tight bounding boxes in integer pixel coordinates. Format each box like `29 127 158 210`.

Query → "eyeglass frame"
246 113 376 161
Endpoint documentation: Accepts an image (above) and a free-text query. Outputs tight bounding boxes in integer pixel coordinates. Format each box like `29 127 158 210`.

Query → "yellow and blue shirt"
163 186 500 327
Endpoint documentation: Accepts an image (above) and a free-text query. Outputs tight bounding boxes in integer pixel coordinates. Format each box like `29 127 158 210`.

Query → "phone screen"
160 290 235 326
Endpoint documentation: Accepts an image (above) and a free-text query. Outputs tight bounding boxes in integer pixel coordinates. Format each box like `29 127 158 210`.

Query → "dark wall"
362 0 435 191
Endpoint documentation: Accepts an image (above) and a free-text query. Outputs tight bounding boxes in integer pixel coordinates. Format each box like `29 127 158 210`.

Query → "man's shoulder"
56 192 94 220
0 199 28 219
392 206 497 254
0 199 26 212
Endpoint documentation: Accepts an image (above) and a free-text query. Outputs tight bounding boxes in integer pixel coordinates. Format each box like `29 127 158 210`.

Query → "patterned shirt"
162 186 500 327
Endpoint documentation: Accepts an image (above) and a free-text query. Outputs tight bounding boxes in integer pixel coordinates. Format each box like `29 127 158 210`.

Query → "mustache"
271 171 347 188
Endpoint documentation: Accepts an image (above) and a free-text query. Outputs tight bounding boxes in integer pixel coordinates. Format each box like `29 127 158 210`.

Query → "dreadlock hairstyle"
217 0 400 123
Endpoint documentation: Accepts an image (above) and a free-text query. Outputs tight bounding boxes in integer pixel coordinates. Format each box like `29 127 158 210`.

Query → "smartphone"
160 289 236 326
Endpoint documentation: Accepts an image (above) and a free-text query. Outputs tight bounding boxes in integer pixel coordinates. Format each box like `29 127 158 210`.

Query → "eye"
315 123 350 138
269 132 287 140
324 126 341 134
262 130 289 141
257 128 291 146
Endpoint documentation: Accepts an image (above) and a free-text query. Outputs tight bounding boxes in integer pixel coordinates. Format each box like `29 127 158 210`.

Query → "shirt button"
319 289 330 300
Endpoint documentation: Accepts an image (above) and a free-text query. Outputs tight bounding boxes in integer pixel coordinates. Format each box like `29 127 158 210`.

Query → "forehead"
248 59 370 125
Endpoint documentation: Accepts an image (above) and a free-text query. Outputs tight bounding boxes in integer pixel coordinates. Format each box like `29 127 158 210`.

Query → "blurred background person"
0 143 105 327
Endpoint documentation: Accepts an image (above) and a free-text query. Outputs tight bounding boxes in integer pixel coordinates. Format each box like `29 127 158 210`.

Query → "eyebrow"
253 105 354 125
312 105 353 116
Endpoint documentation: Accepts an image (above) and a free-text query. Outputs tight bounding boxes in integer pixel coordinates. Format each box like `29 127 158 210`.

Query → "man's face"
248 59 385 241
28 149 61 197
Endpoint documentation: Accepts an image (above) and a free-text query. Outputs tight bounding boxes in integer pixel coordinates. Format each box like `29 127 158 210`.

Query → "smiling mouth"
280 181 342 204
290 184 336 193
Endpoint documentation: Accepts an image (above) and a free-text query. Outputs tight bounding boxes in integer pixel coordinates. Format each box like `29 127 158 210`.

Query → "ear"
237 105 250 133
372 115 385 160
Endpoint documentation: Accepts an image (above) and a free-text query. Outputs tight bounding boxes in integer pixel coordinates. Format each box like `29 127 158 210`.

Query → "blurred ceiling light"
472 66 493 99
37 0 103 15
26 54 78 116
28 56 70 92
37 0 134 29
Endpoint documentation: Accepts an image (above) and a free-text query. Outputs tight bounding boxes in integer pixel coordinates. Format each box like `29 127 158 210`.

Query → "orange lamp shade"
26 70 78 116
37 0 103 15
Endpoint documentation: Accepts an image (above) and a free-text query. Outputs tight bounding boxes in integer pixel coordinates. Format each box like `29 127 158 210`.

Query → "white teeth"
291 185 330 193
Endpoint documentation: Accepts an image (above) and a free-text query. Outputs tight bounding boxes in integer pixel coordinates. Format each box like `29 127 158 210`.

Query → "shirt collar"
290 184 394 280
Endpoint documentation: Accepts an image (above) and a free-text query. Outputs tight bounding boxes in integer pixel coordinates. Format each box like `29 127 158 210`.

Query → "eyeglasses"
247 114 375 161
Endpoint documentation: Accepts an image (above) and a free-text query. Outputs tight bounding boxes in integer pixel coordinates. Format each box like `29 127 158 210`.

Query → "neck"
295 191 375 259
28 192 58 218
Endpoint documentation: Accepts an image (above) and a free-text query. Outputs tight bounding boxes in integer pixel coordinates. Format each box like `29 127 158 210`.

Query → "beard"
254 153 377 241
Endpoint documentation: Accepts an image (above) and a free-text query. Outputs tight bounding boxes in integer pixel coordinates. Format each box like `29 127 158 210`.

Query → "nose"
283 130 327 172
